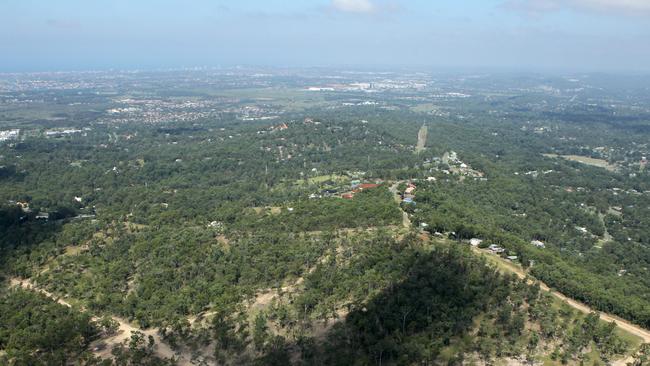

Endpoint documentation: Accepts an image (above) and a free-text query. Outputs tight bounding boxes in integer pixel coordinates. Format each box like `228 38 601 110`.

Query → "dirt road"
389 181 411 228
9 278 194 365
387 183 650 362
386 183 650 346
471 249 650 345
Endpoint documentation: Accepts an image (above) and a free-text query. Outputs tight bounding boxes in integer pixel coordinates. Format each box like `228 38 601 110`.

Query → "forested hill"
1 71 650 365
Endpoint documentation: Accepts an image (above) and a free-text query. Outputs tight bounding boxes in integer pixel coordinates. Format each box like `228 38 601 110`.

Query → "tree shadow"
303 246 515 365
0 205 65 277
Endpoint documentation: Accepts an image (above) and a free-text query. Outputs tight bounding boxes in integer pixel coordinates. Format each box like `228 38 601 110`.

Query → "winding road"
389 179 650 349
470 250 650 344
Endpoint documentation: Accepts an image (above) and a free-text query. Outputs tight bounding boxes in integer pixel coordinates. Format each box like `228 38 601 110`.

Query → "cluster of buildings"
309 188 339 200
467 237 546 262
430 92 471 99
235 105 282 121
306 78 428 93
342 182 380 199
400 182 417 204
0 74 104 92
8 200 48 221
441 151 485 179
45 128 85 137
417 152 485 181
0 129 20 142
102 97 231 124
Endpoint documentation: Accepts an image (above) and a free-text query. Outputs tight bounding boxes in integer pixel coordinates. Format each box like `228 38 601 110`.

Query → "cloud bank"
331 0 376 14
504 0 650 16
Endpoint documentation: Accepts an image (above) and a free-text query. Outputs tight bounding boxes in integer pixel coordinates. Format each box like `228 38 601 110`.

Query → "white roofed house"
531 240 545 248
488 244 505 254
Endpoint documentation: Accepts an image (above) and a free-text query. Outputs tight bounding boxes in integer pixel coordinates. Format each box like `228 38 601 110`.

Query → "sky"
1 0 650 72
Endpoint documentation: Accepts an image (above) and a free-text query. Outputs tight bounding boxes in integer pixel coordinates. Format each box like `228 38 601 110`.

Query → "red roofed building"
358 183 379 190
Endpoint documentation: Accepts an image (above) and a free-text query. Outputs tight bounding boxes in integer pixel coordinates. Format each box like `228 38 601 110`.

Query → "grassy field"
543 154 618 172
196 87 330 111
294 174 349 186
410 103 440 113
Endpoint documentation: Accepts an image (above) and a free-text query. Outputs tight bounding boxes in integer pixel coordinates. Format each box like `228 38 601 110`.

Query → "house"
575 226 588 234
419 222 429 229
426 176 437 182
342 193 354 199
208 221 223 229
469 238 483 246
35 212 49 220
531 240 545 248
488 244 505 254
405 186 416 195
358 183 379 190
16 201 31 213
507 256 518 261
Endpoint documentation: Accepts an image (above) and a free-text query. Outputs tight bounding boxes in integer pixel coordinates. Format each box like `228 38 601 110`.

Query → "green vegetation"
0 288 98 365
1 70 649 364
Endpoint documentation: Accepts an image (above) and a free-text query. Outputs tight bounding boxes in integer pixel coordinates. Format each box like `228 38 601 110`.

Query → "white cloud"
504 0 650 16
331 0 376 14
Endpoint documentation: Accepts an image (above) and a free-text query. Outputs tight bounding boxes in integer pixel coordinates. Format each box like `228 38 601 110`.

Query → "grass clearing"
543 154 618 172
191 87 331 111
294 174 349 186
251 206 282 215
410 103 440 113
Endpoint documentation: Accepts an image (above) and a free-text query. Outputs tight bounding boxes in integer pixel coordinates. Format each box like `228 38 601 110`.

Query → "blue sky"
1 0 649 72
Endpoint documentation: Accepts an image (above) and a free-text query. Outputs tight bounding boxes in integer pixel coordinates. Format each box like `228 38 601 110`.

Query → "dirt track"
9 278 193 365
386 181 650 347
389 182 411 228
386 182 650 361
470 249 650 345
